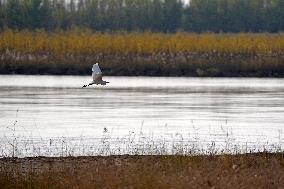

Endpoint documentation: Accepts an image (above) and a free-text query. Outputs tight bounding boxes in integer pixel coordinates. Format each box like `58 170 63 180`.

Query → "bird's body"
82 63 109 88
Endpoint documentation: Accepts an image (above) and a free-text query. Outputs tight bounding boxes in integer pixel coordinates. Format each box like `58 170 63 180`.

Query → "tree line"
0 0 284 33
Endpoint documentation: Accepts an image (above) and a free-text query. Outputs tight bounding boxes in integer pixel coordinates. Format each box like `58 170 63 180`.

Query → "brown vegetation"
1 29 284 76
0 153 284 189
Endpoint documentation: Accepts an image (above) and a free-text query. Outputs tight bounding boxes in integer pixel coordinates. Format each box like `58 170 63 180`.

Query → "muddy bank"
0 153 283 188
1 53 284 77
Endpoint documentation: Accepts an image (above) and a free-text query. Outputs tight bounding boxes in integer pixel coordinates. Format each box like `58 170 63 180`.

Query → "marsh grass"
1 29 284 76
2 29 284 56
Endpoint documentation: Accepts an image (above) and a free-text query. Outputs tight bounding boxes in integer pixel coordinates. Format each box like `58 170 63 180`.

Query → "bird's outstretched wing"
92 63 102 74
92 63 103 82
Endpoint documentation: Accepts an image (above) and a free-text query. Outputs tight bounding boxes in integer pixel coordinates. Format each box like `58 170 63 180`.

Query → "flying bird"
82 63 109 88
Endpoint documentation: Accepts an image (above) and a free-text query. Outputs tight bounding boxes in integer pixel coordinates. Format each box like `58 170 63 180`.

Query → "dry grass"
0 153 283 189
1 29 284 76
1 29 284 56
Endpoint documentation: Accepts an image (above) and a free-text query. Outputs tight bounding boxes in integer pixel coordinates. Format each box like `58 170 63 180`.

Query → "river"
0 75 284 156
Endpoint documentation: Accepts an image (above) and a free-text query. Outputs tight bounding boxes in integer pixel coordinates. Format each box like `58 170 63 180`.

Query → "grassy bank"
0 153 283 188
1 29 284 76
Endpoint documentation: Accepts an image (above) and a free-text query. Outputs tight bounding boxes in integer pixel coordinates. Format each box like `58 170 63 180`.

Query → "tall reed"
1 29 284 56
1 28 284 76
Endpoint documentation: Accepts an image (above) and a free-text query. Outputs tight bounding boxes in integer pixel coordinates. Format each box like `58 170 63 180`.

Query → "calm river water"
0 75 284 156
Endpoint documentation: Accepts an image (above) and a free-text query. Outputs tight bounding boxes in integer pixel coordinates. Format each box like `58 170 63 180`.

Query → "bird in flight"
82 63 109 88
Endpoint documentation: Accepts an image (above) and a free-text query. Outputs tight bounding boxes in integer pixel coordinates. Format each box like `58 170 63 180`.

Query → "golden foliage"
1 28 284 56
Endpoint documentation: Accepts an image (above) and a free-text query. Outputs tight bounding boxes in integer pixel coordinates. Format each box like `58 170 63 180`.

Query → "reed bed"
1 29 284 76
1 29 284 56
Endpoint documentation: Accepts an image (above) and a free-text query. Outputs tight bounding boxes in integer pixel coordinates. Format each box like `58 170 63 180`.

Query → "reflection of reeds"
1 29 284 76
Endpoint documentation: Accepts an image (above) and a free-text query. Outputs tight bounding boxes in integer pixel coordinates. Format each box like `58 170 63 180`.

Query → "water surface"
0 75 284 156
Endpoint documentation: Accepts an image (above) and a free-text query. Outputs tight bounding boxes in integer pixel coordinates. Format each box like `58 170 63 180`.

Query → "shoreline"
1 153 283 188
1 54 284 77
